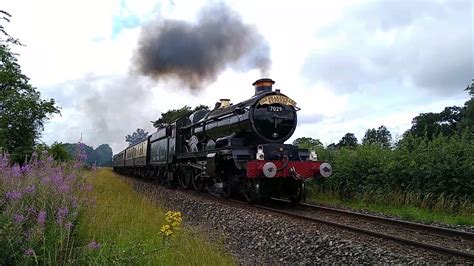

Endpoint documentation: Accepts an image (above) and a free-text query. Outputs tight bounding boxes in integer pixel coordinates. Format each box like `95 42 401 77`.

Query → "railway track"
131 176 474 261
300 202 474 241
252 200 474 261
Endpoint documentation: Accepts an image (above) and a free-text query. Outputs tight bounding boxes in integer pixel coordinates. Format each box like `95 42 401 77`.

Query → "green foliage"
0 11 60 163
362 125 392 148
310 82 474 213
390 133 473 199
324 144 390 199
317 133 474 205
90 144 113 166
49 142 73 162
337 133 358 148
404 84 472 140
152 105 209 128
458 81 474 133
407 106 462 140
292 137 323 150
125 128 148 145
33 143 49 157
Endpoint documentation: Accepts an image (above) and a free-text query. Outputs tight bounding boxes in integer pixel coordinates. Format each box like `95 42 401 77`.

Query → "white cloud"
3 0 471 153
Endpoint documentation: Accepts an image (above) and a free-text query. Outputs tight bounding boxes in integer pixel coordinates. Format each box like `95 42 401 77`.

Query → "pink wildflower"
24 248 35 257
25 184 36 194
6 191 22 201
88 240 101 250
14 213 25 224
37 210 47 226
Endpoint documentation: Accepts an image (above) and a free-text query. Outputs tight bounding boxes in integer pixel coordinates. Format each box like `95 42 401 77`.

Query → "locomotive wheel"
178 170 191 189
160 171 170 186
222 173 233 198
158 170 166 185
289 182 305 204
191 170 204 191
243 178 260 203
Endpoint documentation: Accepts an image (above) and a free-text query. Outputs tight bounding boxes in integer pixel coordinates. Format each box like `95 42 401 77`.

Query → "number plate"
268 106 283 112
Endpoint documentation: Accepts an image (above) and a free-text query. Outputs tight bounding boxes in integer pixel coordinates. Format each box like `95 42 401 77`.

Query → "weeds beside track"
75 168 235 265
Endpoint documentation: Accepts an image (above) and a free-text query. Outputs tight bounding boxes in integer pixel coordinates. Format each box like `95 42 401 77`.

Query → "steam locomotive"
113 78 332 202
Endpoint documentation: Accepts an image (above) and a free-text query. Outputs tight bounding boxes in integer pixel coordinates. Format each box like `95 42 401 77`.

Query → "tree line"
34 142 113 166
294 83 474 205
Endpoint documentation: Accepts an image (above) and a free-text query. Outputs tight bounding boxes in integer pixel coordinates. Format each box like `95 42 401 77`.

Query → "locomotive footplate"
246 160 332 181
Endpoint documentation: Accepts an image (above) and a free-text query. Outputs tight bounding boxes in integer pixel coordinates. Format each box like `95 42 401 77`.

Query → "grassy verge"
307 188 474 226
76 168 235 265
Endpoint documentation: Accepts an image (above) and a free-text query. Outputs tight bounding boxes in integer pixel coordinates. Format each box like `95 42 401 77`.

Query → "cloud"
297 113 325 126
303 0 473 95
42 75 157 153
6 0 469 151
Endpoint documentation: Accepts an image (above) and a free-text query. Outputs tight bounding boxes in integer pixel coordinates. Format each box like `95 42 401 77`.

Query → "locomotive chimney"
219 99 231 109
253 78 275 95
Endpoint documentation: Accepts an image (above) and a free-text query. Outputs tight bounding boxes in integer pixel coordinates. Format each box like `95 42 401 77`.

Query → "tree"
0 11 60 163
92 144 113 166
459 80 474 134
337 133 358 148
459 101 473 133
362 129 377 145
465 79 474 96
362 125 392 148
152 105 209 128
62 142 112 166
33 142 49 159
327 143 338 150
292 137 323 150
125 128 149 145
49 142 73 162
407 106 462 140
405 82 474 141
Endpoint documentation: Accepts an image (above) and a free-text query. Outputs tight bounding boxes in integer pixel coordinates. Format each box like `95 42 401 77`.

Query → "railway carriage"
113 78 332 202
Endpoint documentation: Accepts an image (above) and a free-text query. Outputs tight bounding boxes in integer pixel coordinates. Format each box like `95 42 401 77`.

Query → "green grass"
75 168 236 265
307 189 474 226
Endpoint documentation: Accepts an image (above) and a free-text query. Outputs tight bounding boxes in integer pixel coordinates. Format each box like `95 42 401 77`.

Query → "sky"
3 0 473 153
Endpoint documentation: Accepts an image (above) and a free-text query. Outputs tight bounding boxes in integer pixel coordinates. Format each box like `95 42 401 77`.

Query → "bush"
0 151 92 264
322 144 391 199
314 133 473 209
390 133 473 201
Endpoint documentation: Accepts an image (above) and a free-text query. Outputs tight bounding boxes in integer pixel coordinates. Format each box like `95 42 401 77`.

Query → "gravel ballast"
127 177 468 264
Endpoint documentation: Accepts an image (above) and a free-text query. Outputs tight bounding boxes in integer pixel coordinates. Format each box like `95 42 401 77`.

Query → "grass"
75 168 236 265
307 188 474 226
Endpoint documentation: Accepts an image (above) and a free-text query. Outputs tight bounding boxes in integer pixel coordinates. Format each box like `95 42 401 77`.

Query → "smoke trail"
133 3 271 91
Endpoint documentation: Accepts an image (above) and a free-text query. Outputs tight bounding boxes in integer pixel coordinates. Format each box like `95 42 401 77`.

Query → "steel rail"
299 202 474 242
251 203 474 260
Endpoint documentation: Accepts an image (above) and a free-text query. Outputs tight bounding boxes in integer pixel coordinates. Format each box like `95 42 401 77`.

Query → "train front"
243 79 332 202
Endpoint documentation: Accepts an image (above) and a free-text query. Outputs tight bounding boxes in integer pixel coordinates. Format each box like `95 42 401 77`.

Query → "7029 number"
268 106 283 112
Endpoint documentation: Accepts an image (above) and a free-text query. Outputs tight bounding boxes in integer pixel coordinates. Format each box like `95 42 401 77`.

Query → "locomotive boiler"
113 78 332 202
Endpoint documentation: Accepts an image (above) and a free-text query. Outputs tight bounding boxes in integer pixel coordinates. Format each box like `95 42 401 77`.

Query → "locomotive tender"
113 78 332 202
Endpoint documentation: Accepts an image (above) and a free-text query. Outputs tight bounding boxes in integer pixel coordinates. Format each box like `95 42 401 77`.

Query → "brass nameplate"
258 95 297 106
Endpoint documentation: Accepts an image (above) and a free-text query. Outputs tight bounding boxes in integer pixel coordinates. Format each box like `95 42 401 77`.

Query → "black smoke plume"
133 3 271 91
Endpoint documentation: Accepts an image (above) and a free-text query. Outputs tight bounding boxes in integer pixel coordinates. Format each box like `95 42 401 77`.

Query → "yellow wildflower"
161 211 183 238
